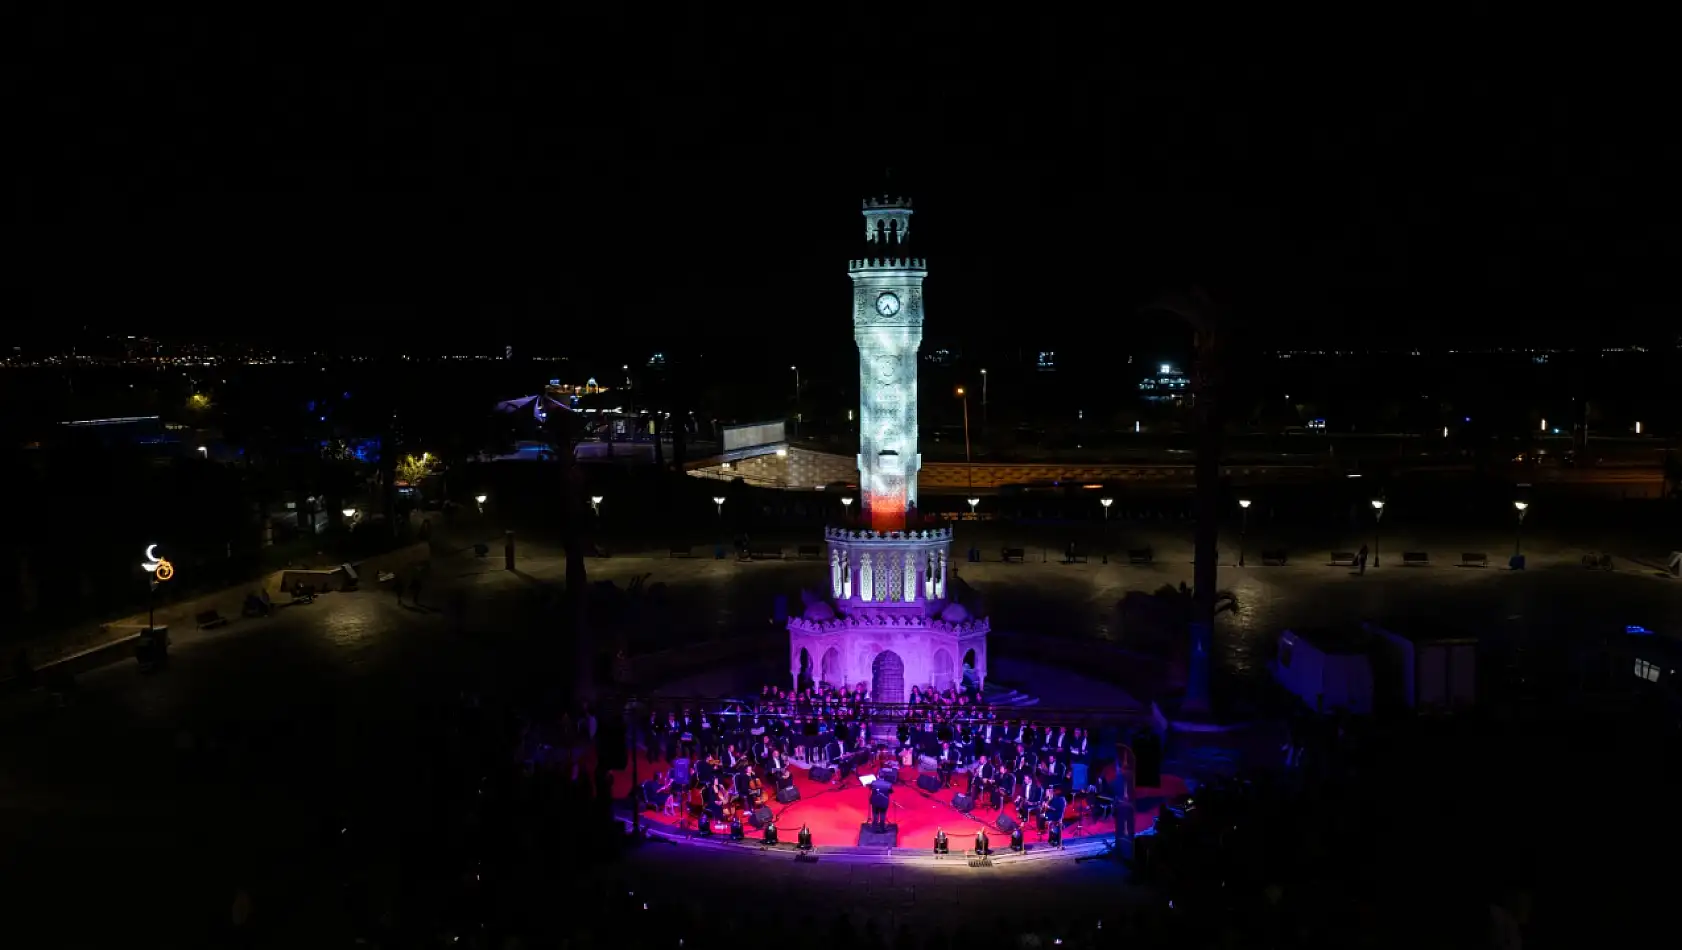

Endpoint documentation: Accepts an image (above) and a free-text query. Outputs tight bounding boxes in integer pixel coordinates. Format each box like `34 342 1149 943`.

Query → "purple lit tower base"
788 527 989 739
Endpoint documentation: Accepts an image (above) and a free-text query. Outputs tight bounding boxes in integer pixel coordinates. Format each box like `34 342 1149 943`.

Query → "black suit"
869 783 892 830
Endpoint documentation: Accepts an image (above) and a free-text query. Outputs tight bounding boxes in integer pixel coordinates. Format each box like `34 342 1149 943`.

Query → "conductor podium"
857 823 899 848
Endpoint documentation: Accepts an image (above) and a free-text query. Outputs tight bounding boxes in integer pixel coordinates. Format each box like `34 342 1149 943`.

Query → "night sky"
24 11 1677 355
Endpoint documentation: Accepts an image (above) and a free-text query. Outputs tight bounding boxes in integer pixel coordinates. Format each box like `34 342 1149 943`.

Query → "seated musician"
969 755 996 801
703 776 727 821
767 750 790 785
1069 727 1090 761
723 744 743 771
641 771 666 812
829 734 856 783
1020 775 1047 829
1043 754 1067 783
936 741 960 788
1045 786 1069 840
994 766 1016 812
1091 773 1114 820
754 734 774 764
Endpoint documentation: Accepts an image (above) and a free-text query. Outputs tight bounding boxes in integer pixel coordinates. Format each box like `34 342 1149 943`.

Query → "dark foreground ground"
1 521 1679 945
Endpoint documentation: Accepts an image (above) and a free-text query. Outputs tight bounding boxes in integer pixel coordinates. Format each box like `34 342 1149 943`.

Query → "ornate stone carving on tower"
850 195 927 533
787 193 989 719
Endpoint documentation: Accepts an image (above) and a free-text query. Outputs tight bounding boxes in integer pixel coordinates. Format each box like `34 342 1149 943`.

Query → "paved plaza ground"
1 519 1677 944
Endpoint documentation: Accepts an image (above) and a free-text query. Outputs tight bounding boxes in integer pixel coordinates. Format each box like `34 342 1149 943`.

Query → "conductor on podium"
869 780 893 831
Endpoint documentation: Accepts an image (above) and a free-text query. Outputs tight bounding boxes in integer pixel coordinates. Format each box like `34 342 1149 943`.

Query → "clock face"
875 293 901 317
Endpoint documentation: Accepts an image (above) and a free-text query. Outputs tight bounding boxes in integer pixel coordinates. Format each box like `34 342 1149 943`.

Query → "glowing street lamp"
1513 500 1530 560
475 493 487 505
957 386 973 497
967 497 980 517
1101 497 1114 564
1237 498 1251 566
342 507 358 520
841 496 854 523
1370 498 1386 568
713 495 726 518
590 495 603 516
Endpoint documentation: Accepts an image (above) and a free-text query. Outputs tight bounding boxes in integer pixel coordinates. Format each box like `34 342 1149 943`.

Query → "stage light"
1048 822 1063 849
1010 825 1025 852
797 823 813 852
763 820 778 846
934 829 949 856
974 829 990 856
729 817 745 841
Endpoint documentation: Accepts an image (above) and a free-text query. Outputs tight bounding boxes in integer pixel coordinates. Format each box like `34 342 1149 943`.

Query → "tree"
395 452 438 487
1142 286 1228 713
542 408 597 702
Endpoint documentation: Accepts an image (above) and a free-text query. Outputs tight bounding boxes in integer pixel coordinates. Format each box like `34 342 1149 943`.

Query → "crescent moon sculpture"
144 544 159 562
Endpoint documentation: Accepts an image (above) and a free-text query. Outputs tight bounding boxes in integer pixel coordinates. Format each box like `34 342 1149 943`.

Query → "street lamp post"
1100 497 1113 564
1370 498 1386 568
474 493 487 515
980 368 988 427
841 496 854 524
791 365 800 437
1513 500 1529 560
590 495 603 517
713 495 726 520
957 386 973 498
1237 498 1251 566
967 497 980 518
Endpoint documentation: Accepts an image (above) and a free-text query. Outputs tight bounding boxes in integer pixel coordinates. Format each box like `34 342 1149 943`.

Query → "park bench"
1000 548 1027 563
1126 548 1154 565
1402 552 1430 566
796 545 822 560
668 544 693 558
1063 547 1089 564
1330 551 1358 567
1260 550 1288 566
194 609 229 630
1460 552 1488 567
748 546 784 560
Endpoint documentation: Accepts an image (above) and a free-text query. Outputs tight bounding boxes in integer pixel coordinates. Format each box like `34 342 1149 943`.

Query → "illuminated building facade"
850 195 927 532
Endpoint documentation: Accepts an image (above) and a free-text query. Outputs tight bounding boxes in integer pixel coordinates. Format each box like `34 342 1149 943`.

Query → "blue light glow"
1627 625 1653 636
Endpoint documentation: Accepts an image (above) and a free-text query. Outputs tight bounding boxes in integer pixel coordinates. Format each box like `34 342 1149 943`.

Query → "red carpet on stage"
612 756 1187 848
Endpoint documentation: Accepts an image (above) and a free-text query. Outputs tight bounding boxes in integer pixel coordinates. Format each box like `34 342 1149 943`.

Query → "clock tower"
850 194 927 532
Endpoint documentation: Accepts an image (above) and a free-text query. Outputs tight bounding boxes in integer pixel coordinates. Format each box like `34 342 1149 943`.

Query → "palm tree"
545 407 596 701
1141 286 1227 713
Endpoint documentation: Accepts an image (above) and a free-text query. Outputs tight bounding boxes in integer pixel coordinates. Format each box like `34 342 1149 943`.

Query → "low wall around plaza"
686 447 1321 494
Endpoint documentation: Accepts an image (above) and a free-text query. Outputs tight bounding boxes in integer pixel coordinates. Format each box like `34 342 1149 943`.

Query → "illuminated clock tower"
850 195 927 532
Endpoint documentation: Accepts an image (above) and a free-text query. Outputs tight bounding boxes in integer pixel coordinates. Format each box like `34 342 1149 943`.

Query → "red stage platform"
611 755 1187 849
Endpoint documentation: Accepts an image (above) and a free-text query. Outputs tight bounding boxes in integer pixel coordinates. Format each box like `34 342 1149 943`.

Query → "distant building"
1138 363 1190 402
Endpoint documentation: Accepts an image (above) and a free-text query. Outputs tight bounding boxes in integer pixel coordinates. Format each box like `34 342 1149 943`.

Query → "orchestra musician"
969 755 997 807
743 765 765 806
1045 786 1069 847
936 741 960 789
1018 775 1046 829
767 750 790 787
995 768 1017 812
1069 728 1089 760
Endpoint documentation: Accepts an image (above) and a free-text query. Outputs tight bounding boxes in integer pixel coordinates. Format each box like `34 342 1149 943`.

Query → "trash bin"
1508 554 1526 571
